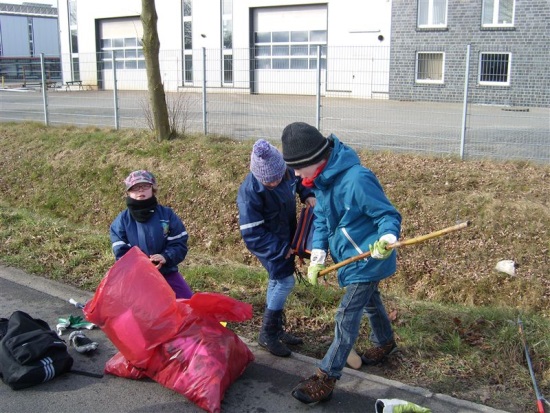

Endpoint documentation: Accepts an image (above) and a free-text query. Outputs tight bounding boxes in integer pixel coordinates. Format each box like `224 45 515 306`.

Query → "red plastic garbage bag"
104 351 146 380
84 247 255 413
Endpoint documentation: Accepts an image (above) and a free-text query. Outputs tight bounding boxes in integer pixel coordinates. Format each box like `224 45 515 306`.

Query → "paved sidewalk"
0 265 510 413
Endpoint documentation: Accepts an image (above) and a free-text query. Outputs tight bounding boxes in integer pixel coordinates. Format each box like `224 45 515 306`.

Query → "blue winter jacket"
110 205 188 276
312 136 402 287
237 169 314 280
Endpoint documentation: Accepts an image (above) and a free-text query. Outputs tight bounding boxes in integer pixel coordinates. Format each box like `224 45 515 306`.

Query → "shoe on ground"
69 330 98 353
291 368 336 405
279 330 303 345
346 347 362 369
361 340 397 365
258 335 291 357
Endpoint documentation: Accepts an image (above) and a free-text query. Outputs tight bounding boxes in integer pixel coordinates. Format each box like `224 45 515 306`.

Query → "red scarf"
302 160 327 188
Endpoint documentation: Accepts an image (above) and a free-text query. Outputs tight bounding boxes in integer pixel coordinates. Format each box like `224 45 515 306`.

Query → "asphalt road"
0 264 510 413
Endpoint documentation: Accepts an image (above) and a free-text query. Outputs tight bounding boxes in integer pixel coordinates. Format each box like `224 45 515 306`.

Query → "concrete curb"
0 264 510 413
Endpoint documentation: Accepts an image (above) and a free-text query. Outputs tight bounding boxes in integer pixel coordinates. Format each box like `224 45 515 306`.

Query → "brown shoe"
291 368 336 405
360 340 397 365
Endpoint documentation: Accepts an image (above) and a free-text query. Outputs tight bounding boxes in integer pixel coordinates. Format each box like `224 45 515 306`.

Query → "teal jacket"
312 136 402 287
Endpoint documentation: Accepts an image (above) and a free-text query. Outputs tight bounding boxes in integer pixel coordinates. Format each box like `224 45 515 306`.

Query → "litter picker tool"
518 317 549 413
319 221 470 278
69 298 85 309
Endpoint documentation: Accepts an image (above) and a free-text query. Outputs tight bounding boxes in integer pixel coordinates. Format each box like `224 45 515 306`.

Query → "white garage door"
252 5 327 95
99 17 145 90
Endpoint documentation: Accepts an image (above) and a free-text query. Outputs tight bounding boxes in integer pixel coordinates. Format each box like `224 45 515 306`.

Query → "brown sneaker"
360 340 397 365
291 368 336 405
346 347 362 369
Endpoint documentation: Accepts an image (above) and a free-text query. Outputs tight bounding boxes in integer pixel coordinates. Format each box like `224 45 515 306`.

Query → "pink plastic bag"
84 247 254 413
104 351 146 380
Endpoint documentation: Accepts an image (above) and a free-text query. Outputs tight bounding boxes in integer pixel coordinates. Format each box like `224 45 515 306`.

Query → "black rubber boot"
258 309 291 357
277 310 303 345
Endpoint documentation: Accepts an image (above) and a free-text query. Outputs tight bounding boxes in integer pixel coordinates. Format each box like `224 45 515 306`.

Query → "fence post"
315 45 322 130
460 44 471 160
202 47 207 135
112 55 120 130
40 53 49 126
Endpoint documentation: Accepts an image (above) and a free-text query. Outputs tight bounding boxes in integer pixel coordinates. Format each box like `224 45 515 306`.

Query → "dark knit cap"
281 122 330 168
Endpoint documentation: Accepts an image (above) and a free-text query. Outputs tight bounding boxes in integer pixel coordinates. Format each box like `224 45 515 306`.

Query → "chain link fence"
0 46 548 163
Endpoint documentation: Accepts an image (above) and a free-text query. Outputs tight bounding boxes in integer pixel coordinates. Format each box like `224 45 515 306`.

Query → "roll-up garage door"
252 5 327 95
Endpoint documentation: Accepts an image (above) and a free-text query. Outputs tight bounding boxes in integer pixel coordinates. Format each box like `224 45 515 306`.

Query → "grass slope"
0 122 549 412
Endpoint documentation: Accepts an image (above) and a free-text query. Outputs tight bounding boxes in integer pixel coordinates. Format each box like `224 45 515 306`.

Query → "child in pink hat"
110 170 193 299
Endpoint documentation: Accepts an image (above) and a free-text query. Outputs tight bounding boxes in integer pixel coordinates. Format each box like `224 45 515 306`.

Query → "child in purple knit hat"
110 170 193 299
237 140 316 357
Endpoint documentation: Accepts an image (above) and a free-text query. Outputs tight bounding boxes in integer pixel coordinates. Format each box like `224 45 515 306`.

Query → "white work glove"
310 249 326 265
369 234 397 260
307 249 327 286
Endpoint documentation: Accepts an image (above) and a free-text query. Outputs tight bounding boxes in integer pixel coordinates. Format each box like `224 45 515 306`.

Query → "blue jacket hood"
314 135 361 191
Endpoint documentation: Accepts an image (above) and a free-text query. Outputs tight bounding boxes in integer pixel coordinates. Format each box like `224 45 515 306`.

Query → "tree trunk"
141 0 170 141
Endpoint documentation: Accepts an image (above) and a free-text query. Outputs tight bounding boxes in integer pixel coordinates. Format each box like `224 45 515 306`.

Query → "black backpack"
0 311 73 390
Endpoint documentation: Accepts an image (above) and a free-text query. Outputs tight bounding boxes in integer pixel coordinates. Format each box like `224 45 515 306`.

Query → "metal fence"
0 46 548 163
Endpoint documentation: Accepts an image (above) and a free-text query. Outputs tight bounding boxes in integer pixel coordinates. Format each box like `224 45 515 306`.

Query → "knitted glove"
69 331 99 353
369 234 397 260
307 264 326 286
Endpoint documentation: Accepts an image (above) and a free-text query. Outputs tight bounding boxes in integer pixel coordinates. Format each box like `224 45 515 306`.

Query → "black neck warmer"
126 196 158 223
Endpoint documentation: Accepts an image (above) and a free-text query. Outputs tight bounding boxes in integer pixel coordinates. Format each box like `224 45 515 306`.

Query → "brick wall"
389 0 550 107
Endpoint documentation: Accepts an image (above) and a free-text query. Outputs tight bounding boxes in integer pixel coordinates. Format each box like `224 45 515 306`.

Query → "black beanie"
281 122 330 168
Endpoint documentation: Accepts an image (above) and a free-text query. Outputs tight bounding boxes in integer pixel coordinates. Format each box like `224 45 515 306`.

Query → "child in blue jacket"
237 140 315 357
281 122 402 405
110 170 193 299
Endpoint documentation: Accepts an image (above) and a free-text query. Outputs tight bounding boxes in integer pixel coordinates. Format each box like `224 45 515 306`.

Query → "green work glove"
369 234 397 260
376 398 431 413
307 264 325 286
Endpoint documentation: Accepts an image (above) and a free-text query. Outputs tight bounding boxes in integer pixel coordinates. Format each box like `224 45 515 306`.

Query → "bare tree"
140 90 198 137
141 0 170 141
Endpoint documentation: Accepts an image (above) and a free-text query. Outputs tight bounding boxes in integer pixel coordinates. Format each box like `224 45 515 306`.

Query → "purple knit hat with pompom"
250 139 286 184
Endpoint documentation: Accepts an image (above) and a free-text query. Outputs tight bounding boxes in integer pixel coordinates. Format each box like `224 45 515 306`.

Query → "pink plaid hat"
124 170 157 190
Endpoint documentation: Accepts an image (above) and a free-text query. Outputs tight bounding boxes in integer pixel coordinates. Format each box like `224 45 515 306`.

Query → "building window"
27 17 34 56
184 21 192 50
222 19 232 49
71 57 80 80
479 53 511 85
71 29 78 53
254 30 327 70
418 0 447 28
416 52 444 83
100 37 144 70
68 0 79 80
221 0 232 84
223 55 233 83
182 0 193 84
184 54 193 82
183 0 191 16
482 0 514 27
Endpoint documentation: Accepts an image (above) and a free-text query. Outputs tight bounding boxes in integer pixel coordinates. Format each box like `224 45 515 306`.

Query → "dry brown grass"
0 122 549 412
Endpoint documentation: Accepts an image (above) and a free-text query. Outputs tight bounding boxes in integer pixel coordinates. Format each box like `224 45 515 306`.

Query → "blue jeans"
266 275 295 311
319 281 393 379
